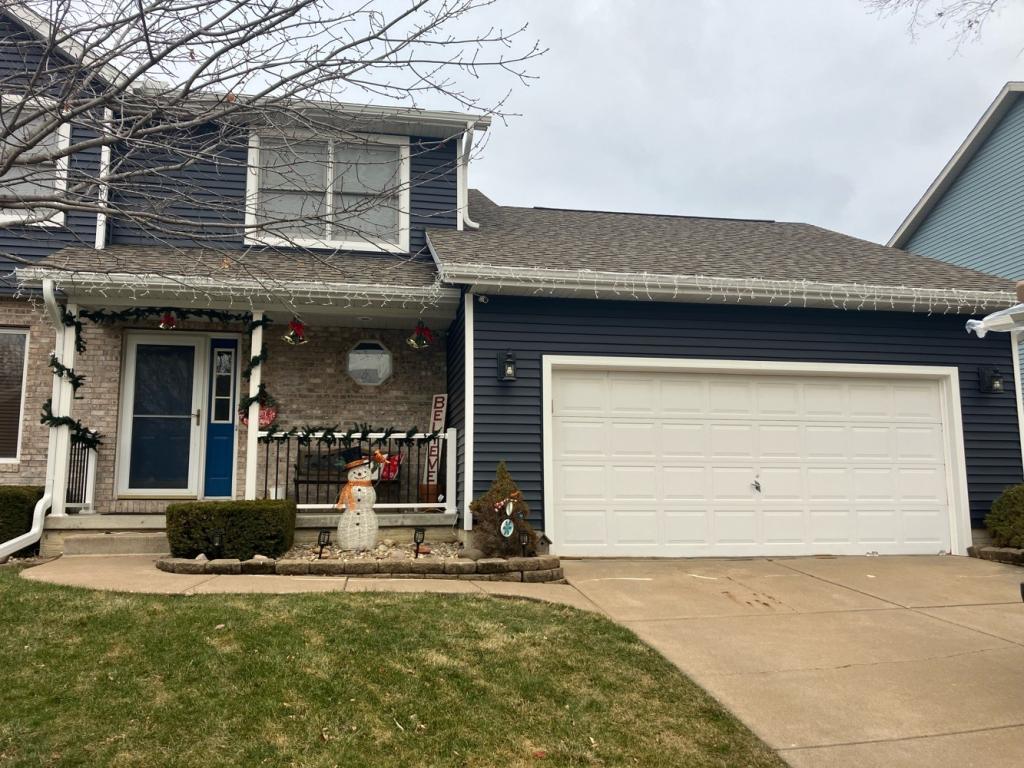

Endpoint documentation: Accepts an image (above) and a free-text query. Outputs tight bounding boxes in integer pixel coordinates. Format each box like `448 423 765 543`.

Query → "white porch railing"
65 440 97 513
254 428 457 515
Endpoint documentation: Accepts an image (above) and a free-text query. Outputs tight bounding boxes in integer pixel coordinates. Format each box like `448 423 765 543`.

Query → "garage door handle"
752 480 761 493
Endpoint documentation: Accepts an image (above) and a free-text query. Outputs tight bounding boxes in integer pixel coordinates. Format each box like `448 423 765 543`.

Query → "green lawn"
0 565 784 768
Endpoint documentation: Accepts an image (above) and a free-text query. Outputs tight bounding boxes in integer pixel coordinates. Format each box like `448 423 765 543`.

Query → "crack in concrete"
778 721 1024 752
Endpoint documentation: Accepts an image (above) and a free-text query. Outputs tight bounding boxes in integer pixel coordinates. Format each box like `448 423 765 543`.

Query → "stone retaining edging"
156 555 564 582
967 545 1024 566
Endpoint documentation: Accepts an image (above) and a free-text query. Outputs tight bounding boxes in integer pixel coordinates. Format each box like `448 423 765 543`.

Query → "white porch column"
244 310 264 500
50 302 78 517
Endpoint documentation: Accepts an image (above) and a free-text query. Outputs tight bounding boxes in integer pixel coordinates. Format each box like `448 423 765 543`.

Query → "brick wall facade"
2 298 449 513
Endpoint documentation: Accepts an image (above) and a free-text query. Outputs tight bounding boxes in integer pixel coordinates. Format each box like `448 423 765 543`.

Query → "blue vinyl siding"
445 293 466 516
905 94 1024 279
108 134 459 256
471 296 1022 529
0 18 100 289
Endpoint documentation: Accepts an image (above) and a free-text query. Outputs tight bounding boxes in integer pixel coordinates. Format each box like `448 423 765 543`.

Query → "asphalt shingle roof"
427 191 1015 293
31 245 441 288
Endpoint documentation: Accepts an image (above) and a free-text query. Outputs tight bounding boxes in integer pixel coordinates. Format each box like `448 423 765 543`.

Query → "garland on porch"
47 306 275 450
48 353 86 397
258 422 442 448
39 398 103 449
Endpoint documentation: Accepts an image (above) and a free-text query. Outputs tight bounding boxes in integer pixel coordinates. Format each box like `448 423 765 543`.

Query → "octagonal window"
347 340 392 386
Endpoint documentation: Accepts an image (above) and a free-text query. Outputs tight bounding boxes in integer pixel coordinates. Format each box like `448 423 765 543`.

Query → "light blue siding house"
890 81 1024 495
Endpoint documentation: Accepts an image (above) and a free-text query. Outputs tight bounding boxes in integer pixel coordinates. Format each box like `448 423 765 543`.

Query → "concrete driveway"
563 556 1024 768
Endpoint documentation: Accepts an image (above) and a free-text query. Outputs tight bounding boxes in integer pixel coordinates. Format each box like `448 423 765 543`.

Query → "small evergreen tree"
469 461 539 558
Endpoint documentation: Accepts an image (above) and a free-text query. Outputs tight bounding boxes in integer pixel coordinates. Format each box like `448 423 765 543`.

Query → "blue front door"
203 339 238 497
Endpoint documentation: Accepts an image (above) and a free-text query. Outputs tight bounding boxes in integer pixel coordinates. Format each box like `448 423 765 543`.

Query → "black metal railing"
255 430 454 512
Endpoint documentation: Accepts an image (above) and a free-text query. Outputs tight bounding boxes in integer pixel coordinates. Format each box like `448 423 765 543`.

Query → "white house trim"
0 328 30 464
462 292 475 530
890 82 1024 249
540 355 974 556
1012 332 1024 475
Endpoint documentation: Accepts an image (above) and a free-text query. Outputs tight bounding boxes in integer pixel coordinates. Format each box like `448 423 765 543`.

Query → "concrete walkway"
21 554 1024 767
563 556 1024 768
19 555 602 611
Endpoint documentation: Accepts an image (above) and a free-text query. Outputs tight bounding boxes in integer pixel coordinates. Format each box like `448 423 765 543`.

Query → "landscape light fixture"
979 367 1005 394
212 530 224 558
413 527 426 558
498 351 517 382
317 529 332 559
519 530 530 557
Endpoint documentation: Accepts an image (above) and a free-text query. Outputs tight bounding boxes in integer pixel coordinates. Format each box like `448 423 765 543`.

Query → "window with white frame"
247 134 409 251
0 329 29 460
0 96 71 226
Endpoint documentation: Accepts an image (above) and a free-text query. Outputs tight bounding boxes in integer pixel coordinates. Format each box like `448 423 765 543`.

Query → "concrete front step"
63 532 170 556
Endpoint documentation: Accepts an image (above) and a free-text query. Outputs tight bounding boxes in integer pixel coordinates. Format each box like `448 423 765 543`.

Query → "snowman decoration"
335 447 380 551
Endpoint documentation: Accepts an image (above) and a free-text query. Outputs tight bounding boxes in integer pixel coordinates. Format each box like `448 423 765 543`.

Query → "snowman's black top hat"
341 446 369 469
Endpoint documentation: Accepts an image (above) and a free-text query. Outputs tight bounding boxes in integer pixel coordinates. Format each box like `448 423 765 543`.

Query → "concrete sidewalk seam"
777 721 1024 752
773 560 908 609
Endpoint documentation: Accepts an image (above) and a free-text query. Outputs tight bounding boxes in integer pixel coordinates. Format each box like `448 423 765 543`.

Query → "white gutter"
17 268 461 307
436 262 1015 314
460 122 480 230
966 282 1024 336
0 278 62 560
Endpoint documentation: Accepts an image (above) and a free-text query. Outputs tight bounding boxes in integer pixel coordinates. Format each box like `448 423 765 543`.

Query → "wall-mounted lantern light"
498 351 517 382
979 367 1005 394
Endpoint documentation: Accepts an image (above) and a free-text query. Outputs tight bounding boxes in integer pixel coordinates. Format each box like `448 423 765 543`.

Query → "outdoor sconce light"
413 527 426 558
519 530 530 558
498 351 517 382
979 367 1005 394
317 529 331 559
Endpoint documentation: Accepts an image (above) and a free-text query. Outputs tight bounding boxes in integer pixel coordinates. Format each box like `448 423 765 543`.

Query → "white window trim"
0 328 30 463
244 131 410 253
540 355 973 557
0 94 70 228
209 347 237 425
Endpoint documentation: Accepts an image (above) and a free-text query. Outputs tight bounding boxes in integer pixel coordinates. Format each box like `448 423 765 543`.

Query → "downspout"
0 279 61 560
460 122 480 230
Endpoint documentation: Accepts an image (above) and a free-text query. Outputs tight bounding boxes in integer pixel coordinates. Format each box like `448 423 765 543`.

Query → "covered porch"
17 247 463 553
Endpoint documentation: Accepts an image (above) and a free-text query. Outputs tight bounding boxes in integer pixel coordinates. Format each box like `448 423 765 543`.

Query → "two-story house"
3 7 1023 560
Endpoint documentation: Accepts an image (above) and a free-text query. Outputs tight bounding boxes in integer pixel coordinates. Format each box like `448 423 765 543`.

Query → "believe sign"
424 393 447 485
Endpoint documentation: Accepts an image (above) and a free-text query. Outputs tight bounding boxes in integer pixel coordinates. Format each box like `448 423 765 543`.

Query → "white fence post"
244 310 264 500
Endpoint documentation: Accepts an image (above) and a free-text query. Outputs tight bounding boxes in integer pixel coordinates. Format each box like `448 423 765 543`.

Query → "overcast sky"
462 0 1024 245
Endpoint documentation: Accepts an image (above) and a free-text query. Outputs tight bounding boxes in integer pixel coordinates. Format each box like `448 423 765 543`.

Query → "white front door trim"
541 355 972 556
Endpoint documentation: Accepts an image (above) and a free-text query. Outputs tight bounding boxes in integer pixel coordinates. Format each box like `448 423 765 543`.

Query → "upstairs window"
246 133 409 252
0 329 28 461
0 96 71 226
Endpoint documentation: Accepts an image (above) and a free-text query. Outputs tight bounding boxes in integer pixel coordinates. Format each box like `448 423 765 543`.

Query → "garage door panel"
710 424 756 459
662 466 707 501
557 419 607 457
551 368 953 557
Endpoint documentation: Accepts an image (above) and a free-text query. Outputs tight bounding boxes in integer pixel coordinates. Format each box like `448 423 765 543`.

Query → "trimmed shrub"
166 500 296 560
986 484 1024 549
469 461 539 558
0 485 45 557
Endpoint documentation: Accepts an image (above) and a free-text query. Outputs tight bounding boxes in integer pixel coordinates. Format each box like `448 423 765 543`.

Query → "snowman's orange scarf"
336 479 373 511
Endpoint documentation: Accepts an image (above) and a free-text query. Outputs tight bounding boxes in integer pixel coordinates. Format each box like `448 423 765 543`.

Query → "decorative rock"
507 556 541 572
242 557 276 575
382 538 395 547
344 560 379 575
207 559 242 575
475 558 510 574
524 567 562 583
158 557 205 575
276 559 310 575
444 559 477 575
194 553 209 562
533 555 559 571
418 544 432 555
389 550 407 560
408 559 445 574
309 560 347 576
378 560 413 574
461 547 485 561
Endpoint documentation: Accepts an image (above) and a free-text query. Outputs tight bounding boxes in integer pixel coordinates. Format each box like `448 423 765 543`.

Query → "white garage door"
550 368 955 557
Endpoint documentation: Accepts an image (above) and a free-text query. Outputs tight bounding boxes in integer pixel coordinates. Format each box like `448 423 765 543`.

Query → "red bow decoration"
283 319 308 345
159 312 177 330
406 321 434 349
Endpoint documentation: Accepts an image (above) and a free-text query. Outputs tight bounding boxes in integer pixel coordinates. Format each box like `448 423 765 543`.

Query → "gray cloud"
465 0 1024 244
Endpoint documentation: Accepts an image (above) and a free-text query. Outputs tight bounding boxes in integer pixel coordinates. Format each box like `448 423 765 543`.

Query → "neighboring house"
2 9 1022 560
